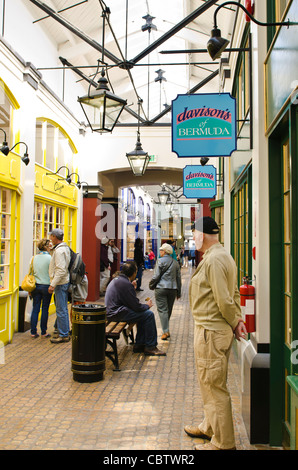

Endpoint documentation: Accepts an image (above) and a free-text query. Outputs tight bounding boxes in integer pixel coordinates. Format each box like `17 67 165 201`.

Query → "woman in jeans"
151 243 181 340
30 239 52 338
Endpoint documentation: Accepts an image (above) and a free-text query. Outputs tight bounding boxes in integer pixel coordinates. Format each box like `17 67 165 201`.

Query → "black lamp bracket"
46 165 70 178
9 141 29 154
213 1 293 29
0 128 7 144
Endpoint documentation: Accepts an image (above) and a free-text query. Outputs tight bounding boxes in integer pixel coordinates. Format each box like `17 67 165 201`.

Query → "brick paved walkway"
0 266 255 451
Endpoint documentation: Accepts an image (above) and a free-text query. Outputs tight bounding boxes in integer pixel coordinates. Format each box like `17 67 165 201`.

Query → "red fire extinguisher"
245 0 255 21
240 276 255 332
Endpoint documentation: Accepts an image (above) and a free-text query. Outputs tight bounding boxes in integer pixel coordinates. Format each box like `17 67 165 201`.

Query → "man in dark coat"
105 261 166 356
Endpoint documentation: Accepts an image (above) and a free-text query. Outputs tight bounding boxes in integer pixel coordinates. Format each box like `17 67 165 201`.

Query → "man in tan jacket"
185 216 247 450
48 228 71 343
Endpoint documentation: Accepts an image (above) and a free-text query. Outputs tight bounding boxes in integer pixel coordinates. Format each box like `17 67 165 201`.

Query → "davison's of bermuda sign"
183 165 217 199
172 93 236 158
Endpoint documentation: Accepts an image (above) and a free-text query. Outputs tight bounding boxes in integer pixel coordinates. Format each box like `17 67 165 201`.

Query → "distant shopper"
150 243 181 340
133 238 144 291
144 252 150 269
179 246 185 267
166 240 178 261
105 261 166 356
189 247 196 267
48 228 71 343
148 249 155 269
108 239 120 277
100 237 110 296
184 216 247 450
30 239 52 338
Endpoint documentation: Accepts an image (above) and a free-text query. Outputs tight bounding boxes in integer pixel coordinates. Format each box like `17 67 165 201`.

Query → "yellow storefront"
33 163 79 316
0 151 22 345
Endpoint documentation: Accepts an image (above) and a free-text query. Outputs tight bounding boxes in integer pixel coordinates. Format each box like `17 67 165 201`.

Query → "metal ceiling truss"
29 0 222 126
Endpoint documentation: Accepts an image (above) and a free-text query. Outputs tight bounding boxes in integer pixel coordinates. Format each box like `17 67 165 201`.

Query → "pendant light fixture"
157 185 170 205
77 7 127 133
126 98 150 176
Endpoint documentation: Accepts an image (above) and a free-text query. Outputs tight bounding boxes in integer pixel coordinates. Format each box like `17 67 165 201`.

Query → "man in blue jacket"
105 261 166 356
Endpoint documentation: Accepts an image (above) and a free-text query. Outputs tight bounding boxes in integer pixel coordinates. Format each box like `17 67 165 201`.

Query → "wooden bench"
105 321 135 371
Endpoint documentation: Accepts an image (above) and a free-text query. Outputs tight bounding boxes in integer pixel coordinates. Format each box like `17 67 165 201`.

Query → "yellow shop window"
0 188 12 290
35 120 75 176
33 201 65 254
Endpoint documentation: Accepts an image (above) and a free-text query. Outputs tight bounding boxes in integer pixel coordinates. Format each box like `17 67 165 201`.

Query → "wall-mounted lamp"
207 1 297 60
77 8 127 133
79 181 89 197
67 172 81 187
0 129 30 165
0 128 9 155
46 165 71 180
126 98 150 176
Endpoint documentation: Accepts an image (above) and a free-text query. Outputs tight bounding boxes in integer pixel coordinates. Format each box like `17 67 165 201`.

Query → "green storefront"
266 0 298 450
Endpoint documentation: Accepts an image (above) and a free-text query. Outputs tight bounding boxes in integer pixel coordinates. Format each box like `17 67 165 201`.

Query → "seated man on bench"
105 261 166 357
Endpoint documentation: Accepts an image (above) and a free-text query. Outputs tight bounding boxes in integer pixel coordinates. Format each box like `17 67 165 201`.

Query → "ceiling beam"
28 0 121 65
129 0 219 65
116 69 220 126
147 68 220 124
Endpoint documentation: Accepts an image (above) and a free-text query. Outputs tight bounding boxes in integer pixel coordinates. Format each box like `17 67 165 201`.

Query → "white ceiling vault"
26 0 239 127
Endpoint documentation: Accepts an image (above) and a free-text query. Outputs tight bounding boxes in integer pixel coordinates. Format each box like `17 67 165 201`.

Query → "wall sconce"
68 172 81 187
0 128 9 155
79 181 89 197
0 129 30 165
77 8 127 133
46 165 71 181
207 1 296 60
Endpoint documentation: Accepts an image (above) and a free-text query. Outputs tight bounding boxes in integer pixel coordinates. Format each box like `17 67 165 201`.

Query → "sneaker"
161 332 170 340
52 329 59 338
50 335 70 343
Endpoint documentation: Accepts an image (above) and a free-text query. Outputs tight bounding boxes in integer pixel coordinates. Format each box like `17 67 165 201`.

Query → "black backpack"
68 247 86 286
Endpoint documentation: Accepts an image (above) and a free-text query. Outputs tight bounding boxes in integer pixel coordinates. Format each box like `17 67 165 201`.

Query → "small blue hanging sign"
183 165 217 199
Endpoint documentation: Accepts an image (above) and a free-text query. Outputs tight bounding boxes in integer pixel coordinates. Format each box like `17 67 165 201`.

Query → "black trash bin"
71 304 106 383
18 290 31 332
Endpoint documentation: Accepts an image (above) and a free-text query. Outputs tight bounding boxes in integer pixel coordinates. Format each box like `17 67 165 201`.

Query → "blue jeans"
54 283 70 337
30 284 52 335
108 308 157 349
136 266 143 290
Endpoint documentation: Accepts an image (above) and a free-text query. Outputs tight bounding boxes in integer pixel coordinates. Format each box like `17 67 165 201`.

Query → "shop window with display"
0 188 12 291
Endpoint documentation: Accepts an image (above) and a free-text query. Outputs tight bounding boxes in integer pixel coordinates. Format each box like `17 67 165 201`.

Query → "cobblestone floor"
0 266 256 451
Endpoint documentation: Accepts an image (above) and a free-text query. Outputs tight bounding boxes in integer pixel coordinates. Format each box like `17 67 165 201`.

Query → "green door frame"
269 105 298 447
230 165 253 286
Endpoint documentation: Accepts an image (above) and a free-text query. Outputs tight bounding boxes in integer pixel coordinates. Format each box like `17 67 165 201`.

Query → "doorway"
269 107 298 448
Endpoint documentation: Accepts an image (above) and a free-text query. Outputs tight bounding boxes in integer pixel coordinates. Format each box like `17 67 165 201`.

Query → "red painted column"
82 189 103 301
